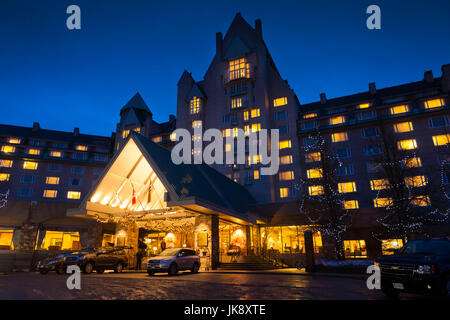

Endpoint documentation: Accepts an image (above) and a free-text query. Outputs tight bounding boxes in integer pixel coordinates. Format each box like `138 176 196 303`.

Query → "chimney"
369 82 376 94
216 32 223 61
255 19 263 40
320 93 327 104
32 122 40 132
73 127 79 136
442 64 450 93
423 70 434 83
169 114 175 122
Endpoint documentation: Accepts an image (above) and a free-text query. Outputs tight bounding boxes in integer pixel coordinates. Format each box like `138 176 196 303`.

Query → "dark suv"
62 247 130 274
376 239 450 297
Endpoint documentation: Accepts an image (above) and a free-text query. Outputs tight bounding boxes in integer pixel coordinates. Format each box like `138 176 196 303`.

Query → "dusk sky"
1 0 449 137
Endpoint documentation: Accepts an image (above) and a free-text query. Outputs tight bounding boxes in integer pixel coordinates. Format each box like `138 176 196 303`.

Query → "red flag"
132 188 136 205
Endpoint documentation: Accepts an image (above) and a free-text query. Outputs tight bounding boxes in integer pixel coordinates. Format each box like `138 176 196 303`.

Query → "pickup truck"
376 239 450 298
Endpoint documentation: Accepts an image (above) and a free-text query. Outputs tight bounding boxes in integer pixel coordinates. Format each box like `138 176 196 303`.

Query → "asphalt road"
0 271 430 300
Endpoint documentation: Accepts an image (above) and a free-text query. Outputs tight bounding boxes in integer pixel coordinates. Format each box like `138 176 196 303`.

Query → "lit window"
133 127 141 133
373 198 392 208
382 239 404 255
23 161 38 170
358 103 370 109
28 149 40 155
254 170 260 180
274 97 287 107
402 157 422 168
303 113 317 119
1 145 15 153
251 155 260 164
229 58 250 81
244 125 250 135
279 155 293 165
344 200 359 210
390 105 409 115
170 132 177 141
397 139 417 150
370 179 389 190
280 187 290 198
0 160 13 168
122 130 130 139
43 190 58 198
46 177 60 185
152 136 162 143
75 145 88 151
50 151 62 157
190 96 201 114
243 111 249 121
405 175 427 187
344 240 367 259
308 185 324 196
331 132 348 143
223 129 231 137
67 191 81 200
0 230 14 250
8 137 21 144
394 121 414 133
279 140 291 149
329 116 346 125
338 182 356 193
40 231 81 250
231 97 243 109
411 196 430 207
0 173 10 181
432 134 450 146
251 109 260 118
279 171 294 181
424 98 444 109
225 144 231 152
307 168 322 179
305 152 321 163
232 128 239 138
251 123 261 133
192 120 202 129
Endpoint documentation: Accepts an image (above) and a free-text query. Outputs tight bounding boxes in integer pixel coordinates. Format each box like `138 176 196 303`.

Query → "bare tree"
299 130 351 260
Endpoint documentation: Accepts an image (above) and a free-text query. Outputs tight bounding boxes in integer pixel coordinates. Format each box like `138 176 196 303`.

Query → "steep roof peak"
120 92 152 116
224 13 255 40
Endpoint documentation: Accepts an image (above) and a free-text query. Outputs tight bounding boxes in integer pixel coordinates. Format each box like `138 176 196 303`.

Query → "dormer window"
228 58 250 81
190 97 201 115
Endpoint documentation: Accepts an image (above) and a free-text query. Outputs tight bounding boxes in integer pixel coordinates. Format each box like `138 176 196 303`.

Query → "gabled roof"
185 83 206 101
224 36 251 59
131 132 256 215
120 92 152 116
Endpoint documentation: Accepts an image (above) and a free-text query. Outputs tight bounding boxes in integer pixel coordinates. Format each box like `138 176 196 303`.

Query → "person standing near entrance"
160 239 166 251
136 249 143 270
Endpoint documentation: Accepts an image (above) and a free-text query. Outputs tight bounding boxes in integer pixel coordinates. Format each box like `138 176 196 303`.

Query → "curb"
208 270 366 280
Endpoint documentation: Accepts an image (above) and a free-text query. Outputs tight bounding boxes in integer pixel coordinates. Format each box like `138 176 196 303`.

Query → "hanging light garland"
0 190 9 209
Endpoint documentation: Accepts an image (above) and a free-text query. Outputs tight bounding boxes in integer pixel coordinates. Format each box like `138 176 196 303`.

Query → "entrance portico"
67 132 260 270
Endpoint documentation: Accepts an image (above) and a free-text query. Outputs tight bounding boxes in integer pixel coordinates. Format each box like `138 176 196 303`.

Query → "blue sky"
0 0 449 136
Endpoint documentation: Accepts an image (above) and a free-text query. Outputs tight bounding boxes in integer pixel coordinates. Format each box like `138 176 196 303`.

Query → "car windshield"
399 240 450 255
158 248 180 257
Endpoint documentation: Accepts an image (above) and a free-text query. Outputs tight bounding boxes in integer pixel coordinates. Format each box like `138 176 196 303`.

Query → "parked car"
147 248 200 275
37 251 75 274
61 247 130 274
376 239 450 298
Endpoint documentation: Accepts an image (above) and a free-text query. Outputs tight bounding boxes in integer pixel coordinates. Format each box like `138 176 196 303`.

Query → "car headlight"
78 256 86 260
415 265 432 274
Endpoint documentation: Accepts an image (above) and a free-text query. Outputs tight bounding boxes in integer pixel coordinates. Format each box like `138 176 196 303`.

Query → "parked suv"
147 248 200 275
376 239 450 297
62 247 130 274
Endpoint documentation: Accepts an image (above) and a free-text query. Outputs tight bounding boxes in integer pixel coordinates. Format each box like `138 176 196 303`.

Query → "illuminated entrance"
219 219 247 263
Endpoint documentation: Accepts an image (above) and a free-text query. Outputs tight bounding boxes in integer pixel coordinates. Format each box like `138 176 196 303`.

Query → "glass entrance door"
219 220 247 263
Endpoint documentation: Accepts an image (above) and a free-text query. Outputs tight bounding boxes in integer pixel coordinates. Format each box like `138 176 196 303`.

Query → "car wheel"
56 265 66 275
114 262 123 273
191 263 199 274
147 271 154 276
168 263 178 276
39 270 49 275
96 269 104 274
84 262 94 274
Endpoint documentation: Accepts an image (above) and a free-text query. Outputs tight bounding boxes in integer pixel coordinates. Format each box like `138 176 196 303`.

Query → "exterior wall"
176 15 300 203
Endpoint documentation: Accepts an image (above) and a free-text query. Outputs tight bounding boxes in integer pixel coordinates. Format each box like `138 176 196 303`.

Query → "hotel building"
0 14 448 271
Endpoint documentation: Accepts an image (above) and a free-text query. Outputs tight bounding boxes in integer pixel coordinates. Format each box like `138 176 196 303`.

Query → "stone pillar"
321 233 338 260
194 214 218 271
115 220 139 269
12 228 21 250
211 215 219 269
304 230 315 272
35 228 46 250
86 224 102 248
246 225 252 255
17 224 39 252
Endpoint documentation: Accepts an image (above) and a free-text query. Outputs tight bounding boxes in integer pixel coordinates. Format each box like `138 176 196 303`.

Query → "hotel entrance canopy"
68 132 262 225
